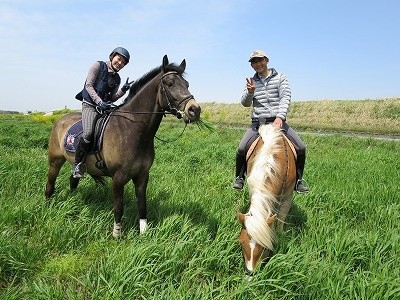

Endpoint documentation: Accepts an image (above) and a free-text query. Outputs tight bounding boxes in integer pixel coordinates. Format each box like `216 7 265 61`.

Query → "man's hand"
246 78 255 93
273 117 284 128
121 77 134 93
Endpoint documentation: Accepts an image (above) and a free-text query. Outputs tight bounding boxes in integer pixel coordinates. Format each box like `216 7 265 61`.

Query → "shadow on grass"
285 200 308 233
134 190 219 239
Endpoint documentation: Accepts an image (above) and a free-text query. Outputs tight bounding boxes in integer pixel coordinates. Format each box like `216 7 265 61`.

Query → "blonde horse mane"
245 124 285 250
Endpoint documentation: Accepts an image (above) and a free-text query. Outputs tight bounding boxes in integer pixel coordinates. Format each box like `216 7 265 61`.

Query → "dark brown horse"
237 124 296 278
45 55 201 237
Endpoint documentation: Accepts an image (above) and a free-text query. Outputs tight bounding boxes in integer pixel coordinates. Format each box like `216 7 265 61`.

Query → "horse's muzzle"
243 265 254 279
183 99 201 123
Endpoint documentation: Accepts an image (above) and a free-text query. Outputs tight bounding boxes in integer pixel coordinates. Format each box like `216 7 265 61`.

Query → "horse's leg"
277 193 293 231
70 175 80 191
133 172 149 234
111 177 125 238
45 156 66 199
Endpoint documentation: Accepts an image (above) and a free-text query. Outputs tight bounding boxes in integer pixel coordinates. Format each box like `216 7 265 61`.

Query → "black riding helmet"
109 47 130 64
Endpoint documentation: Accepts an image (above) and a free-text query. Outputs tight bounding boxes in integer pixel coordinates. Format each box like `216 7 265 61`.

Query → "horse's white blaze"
112 222 122 238
245 238 257 272
139 219 148 234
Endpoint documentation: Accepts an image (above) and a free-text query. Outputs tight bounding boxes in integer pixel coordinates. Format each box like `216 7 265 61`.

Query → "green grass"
0 113 400 299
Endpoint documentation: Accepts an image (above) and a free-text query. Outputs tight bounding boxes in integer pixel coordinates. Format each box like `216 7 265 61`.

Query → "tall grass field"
0 100 399 299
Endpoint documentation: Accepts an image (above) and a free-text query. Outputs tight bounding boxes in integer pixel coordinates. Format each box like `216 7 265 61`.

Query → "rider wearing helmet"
72 47 134 178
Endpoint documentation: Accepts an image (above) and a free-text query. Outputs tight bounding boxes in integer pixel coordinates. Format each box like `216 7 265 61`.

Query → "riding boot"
295 152 309 193
72 138 90 178
232 151 246 190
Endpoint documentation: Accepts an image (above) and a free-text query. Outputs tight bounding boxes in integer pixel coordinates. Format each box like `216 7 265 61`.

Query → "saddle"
246 133 298 161
64 114 111 153
64 114 112 174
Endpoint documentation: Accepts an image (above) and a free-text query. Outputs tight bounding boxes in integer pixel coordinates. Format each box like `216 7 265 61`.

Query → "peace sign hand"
246 78 255 93
121 77 135 93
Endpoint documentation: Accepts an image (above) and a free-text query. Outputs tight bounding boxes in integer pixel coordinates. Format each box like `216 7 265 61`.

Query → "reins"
279 135 289 198
155 123 188 143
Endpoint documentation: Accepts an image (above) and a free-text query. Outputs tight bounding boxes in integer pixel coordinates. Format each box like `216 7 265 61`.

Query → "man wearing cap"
232 49 309 193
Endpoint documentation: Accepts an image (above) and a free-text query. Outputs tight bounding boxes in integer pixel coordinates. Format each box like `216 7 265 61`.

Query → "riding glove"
99 101 111 111
121 77 134 93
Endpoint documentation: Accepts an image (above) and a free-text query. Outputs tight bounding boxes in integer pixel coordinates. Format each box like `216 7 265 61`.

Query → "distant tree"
0 110 21 115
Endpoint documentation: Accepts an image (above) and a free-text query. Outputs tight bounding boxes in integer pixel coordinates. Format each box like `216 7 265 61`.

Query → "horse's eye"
165 79 174 87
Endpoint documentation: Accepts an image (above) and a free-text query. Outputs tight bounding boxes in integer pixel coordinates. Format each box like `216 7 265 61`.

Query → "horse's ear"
266 214 277 226
237 212 246 224
162 55 169 69
178 59 186 72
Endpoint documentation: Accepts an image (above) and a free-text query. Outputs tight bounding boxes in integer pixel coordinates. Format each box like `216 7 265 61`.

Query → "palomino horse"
45 55 201 237
237 124 296 277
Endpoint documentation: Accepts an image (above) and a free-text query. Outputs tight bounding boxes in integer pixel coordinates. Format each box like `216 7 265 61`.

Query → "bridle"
95 70 195 143
96 71 194 120
158 71 194 119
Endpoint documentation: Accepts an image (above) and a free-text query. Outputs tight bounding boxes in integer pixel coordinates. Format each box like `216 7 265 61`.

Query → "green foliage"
52 108 75 115
1 113 400 299
377 103 400 120
0 114 52 148
195 117 216 132
30 114 61 125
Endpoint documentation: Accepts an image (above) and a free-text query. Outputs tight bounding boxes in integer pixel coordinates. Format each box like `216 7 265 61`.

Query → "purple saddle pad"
64 115 110 153
64 120 82 152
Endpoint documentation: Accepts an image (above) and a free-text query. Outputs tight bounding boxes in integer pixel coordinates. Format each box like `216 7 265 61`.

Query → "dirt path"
299 130 400 142
224 125 400 142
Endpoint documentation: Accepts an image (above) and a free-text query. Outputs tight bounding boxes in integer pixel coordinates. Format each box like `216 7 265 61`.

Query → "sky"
1 0 399 112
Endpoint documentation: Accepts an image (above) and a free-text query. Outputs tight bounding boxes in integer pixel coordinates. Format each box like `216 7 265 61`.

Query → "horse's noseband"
159 71 194 119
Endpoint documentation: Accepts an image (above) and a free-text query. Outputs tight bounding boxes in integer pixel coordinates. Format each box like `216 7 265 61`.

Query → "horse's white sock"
112 222 122 238
139 219 148 234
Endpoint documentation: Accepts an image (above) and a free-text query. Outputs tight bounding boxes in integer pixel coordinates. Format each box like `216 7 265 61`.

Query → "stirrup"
72 162 85 178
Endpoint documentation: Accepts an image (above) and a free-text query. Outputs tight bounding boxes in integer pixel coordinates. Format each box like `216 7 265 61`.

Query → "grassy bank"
199 98 400 135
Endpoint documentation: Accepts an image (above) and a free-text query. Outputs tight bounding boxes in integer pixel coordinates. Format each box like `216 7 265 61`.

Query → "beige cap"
248 50 268 62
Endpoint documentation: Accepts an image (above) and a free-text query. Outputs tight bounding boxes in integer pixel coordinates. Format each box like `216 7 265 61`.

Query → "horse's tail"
245 124 284 250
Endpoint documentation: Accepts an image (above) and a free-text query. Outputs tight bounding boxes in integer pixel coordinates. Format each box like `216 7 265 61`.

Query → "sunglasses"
250 58 265 64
